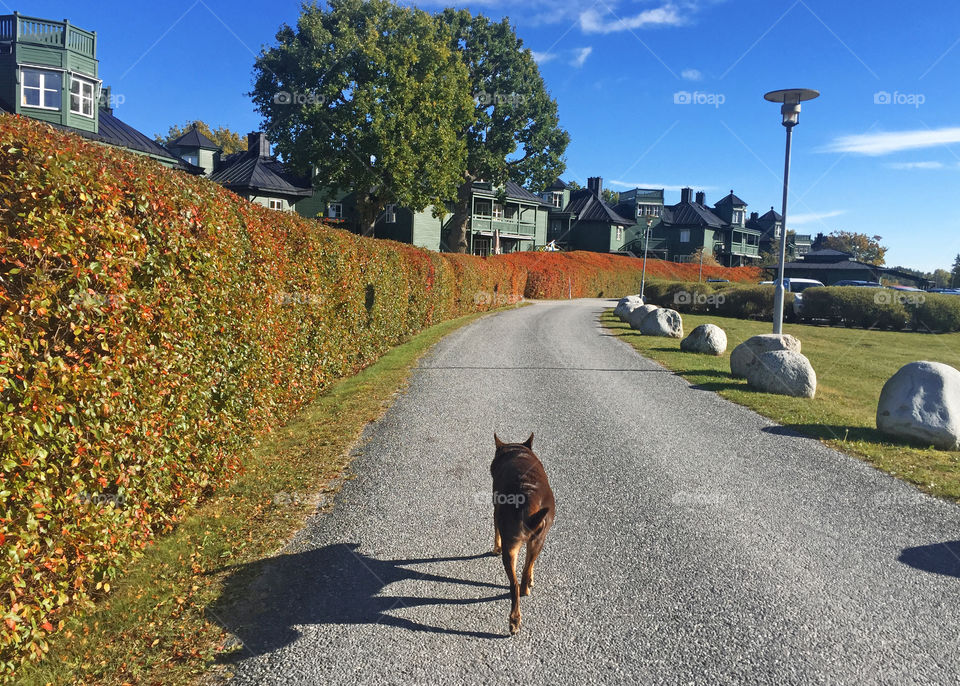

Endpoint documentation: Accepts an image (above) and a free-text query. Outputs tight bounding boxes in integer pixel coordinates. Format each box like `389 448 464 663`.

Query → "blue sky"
15 1 960 271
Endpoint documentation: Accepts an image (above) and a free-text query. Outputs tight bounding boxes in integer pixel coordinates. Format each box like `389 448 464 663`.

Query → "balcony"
471 215 536 238
0 14 96 59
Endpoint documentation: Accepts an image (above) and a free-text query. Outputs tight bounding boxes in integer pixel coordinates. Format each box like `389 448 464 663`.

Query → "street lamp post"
764 88 819 334
640 218 653 299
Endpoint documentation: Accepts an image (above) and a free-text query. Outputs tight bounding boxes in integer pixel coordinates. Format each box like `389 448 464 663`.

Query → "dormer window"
69 75 96 117
328 202 343 219
551 192 563 208
732 210 744 225
181 153 199 167
385 204 396 223
21 68 62 110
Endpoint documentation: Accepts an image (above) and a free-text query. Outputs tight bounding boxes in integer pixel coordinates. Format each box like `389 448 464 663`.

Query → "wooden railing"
1 14 96 58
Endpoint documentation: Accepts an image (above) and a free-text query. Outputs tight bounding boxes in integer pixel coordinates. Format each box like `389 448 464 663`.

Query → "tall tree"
601 188 619 205
156 120 248 154
441 9 569 252
952 254 960 287
932 268 952 288
819 230 887 265
250 0 473 235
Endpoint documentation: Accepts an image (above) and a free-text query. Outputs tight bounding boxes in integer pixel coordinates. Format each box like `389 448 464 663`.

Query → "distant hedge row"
800 287 960 332
641 281 960 332
498 252 759 300
642 280 795 321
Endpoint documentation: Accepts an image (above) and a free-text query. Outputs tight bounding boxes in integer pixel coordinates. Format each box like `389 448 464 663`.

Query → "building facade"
542 177 633 253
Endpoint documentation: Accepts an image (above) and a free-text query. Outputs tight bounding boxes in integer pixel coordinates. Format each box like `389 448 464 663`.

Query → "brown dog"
491 433 555 635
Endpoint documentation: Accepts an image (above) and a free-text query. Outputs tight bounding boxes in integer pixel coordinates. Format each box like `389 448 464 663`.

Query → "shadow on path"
898 541 960 578
207 544 509 663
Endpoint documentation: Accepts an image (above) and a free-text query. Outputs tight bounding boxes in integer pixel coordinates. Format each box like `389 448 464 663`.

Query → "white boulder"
639 308 683 339
614 295 644 322
745 349 817 398
625 304 660 330
876 361 960 450
681 324 727 355
730 333 801 379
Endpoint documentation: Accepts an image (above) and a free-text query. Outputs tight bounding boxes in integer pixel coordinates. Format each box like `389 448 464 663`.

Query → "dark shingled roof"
713 190 747 208
759 207 782 222
564 188 633 225
209 149 313 199
662 201 726 228
546 178 568 190
471 180 553 207
169 126 220 150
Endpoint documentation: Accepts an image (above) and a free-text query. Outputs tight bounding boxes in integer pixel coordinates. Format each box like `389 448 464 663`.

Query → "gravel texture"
214 299 960 685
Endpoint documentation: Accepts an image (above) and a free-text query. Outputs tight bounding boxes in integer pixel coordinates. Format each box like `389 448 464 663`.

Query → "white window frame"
20 66 62 111
680 229 691 243
69 74 96 118
493 202 504 219
181 153 199 167
328 202 343 219
551 192 562 208
616 226 623 240
732 210 744 225
268 199 284 211
385 204 396 224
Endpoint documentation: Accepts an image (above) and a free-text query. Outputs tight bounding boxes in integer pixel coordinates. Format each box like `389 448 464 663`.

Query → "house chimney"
695 191 705 205
680 187 692 203
587 177 602 194
247 132 271 157
750 211 759 221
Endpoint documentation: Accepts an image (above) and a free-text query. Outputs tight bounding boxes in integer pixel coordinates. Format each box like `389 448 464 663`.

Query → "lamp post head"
764 88 819 127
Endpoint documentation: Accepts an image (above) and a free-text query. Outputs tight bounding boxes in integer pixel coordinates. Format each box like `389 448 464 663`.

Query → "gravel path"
213 299 960 685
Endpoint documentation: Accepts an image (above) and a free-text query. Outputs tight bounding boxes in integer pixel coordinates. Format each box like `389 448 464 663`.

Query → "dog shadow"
898 541 960 578
206 543 510 663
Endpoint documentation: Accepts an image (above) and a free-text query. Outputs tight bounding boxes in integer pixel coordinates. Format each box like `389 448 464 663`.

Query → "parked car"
831 280 883 288
759 278 825 293
929 288 960 295
706 278 730 283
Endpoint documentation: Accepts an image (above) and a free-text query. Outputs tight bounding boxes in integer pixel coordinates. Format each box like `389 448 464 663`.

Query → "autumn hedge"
0 114 758 674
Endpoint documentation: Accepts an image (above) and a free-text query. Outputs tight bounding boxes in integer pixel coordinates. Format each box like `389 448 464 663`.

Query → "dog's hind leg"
501 542 522 635
520 531 545 596
492 515 502 555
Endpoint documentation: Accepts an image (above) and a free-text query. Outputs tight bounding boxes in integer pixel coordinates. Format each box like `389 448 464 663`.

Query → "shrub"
915 293 960 332
800 287 909 329
0 115 525 673
642 281 793 320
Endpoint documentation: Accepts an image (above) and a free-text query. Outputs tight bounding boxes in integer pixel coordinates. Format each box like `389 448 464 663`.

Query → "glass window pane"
46 72 62 90
45 89 61 109
71 78 80 95
83 100 92 116
24 89 40 106
70 93 80 111
23 70 40 88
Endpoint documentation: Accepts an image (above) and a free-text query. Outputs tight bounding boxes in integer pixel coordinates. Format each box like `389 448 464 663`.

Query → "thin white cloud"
787 210 846 225
884 161 944 170
821 127 960 156
531 51 556 64
570 47 593 67
609 180 718 192
580 4 685 34
681 68 703 81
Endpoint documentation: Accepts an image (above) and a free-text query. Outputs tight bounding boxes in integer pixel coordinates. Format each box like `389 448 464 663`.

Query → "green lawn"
17 308 506 686
602 310 960 501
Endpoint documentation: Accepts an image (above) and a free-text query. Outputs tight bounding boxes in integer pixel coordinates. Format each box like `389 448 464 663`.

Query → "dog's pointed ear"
494 433 504 448
523 433 534 449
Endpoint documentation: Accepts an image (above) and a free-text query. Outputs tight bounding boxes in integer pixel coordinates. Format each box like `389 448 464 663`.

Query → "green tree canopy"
250 0 473 235
156 120 248 154
815 230 888 265
952 254 960 287
440 8 569 252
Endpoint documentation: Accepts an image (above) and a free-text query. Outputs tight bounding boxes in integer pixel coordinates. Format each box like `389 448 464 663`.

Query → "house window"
493 203 504 219
385 204 396 223
474 199 492 217
680 229 691 243
182 153 199 166
551 192 563 208
21 68 62 110
69 75 96 117
473 238 491 256
504 204 517 220
616 227 623 241
268 199 284 211
328 202 343 219
732 210 744 225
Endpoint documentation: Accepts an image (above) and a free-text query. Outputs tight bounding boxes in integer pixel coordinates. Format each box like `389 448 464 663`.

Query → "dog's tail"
525 507 551 532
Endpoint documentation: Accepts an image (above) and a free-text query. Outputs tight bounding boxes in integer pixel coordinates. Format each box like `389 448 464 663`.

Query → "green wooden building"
542 177 633 253
297 179 550 254
0 13 195 170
